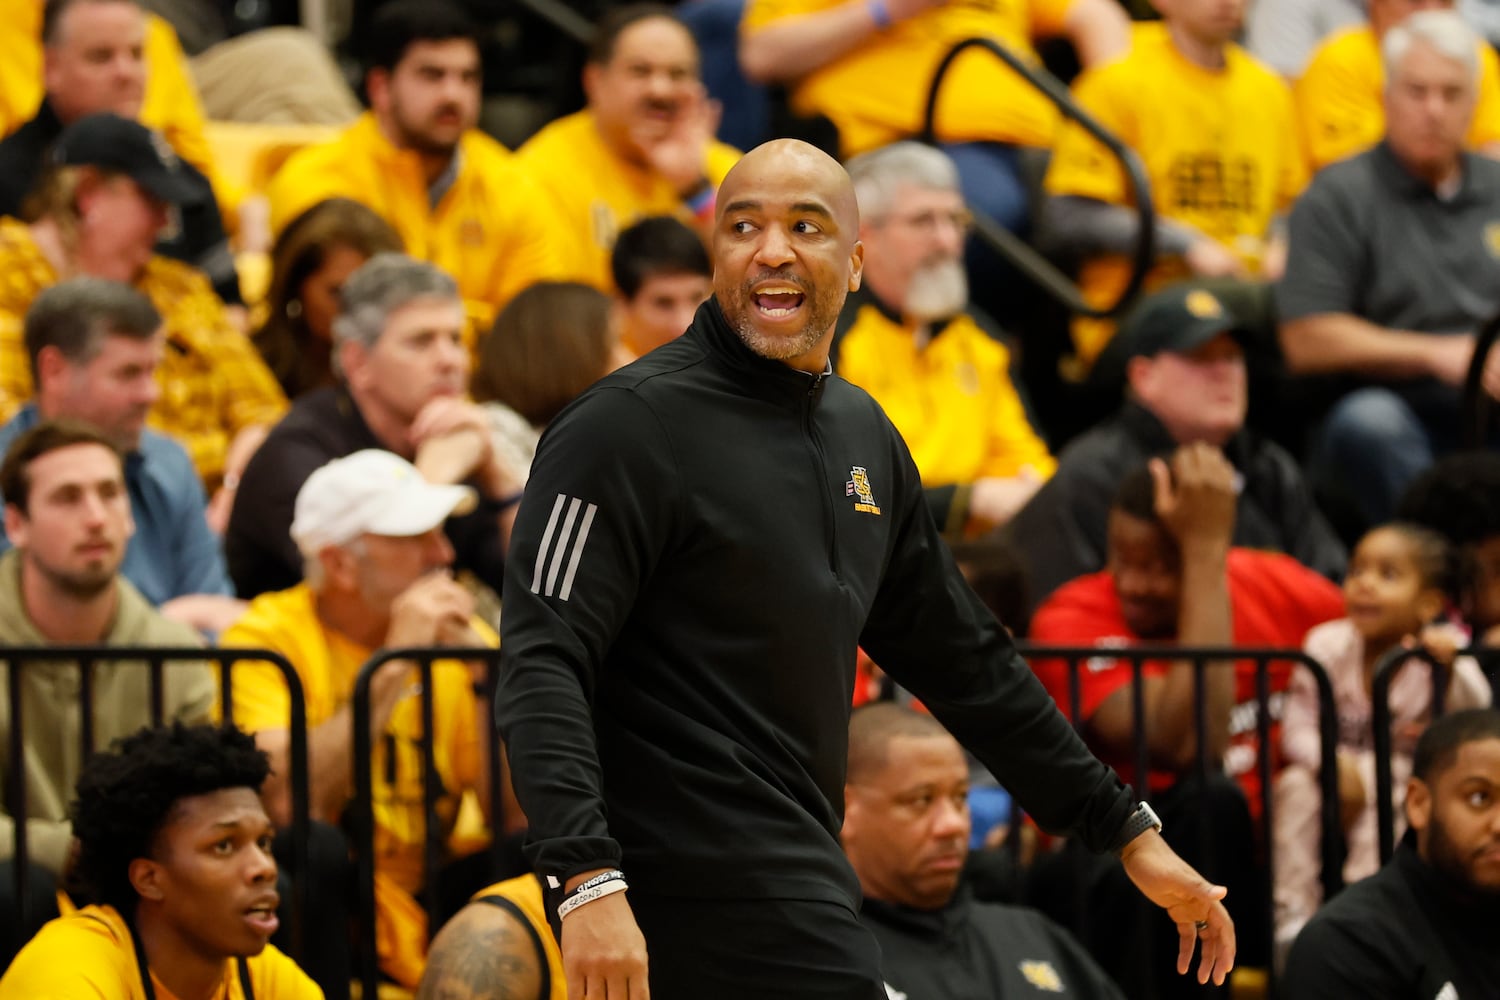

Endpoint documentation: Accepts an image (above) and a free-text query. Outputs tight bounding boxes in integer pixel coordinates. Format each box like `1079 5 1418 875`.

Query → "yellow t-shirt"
1045 23 1305 364
741 0 1074 155
1295 25 1500 172
515 110 739 292
836 303 1055 484
0 5 243 214
219 583 495 988
266 114 569 339
0 218 288 488
0 904 322 999
466 876 567 1000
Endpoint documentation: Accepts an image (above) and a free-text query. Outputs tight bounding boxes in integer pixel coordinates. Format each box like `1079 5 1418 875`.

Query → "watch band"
1110 801 1163 854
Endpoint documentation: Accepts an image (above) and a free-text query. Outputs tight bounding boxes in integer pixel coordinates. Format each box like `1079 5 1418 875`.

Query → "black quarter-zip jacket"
496 298 1132 907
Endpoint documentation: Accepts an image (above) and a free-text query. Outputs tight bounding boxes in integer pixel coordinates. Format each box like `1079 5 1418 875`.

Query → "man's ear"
840 785 864 847
3 504 27 550
35 345 70 394
338 339 366 390
319 544 358 592
847 240 864 292
129 857 165 903
582 63 604 107
1406 776 1432 833
365 69 391 114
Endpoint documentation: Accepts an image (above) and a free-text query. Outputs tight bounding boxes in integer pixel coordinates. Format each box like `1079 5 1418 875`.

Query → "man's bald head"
716 139 861 234
711 140 864 373
847 702 954 785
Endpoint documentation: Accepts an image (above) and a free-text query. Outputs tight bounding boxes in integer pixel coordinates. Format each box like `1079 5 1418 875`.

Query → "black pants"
623 894 888 1000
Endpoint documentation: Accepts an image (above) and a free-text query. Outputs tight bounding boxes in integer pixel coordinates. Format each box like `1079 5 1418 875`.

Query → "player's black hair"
70 723 270 912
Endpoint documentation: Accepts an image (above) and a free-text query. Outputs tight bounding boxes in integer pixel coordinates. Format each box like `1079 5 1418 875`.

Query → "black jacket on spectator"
1002 400 1346 611
0 99 242 305
861 891 1127 1000
224 386 504 598
1283 832 1500 999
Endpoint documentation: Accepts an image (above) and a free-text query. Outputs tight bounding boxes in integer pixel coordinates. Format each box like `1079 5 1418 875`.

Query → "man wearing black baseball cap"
0 25 240 307
1003 284 1345 611
49 112 204 207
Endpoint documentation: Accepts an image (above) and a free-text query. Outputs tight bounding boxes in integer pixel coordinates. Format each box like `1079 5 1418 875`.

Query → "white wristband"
557 877 629 920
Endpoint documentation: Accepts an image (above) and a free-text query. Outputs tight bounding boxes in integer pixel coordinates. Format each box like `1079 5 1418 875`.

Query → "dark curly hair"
1397 452 1500 549
70 723 270 912
1397 453 1500 620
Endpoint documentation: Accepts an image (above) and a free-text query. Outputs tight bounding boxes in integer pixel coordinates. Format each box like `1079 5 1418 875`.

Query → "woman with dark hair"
253 197 403 399
468 281 630 492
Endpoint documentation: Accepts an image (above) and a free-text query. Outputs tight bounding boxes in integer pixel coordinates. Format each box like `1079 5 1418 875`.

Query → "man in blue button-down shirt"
0 277 242 634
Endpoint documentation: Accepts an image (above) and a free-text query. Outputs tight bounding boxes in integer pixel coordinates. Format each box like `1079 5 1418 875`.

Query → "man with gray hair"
222 447 507 991
835 142 1053 535
225 253 522 598
0 278 241 633
1277 8 1500 532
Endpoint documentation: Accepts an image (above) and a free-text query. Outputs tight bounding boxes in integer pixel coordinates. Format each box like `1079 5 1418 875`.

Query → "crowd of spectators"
0 0 1497 996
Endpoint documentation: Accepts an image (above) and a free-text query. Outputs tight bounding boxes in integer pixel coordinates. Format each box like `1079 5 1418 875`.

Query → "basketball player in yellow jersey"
0 723 322 1000
1043 0 1305 368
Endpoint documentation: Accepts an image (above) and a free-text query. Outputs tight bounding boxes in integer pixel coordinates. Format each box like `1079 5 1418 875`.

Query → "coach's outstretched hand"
1119 829 1236 985
560 873 651 1000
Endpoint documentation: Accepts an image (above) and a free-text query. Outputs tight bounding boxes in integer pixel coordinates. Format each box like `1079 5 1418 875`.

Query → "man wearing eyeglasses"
833 142 1054 537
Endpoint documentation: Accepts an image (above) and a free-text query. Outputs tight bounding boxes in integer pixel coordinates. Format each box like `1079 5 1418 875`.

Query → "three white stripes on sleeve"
530 493 598 601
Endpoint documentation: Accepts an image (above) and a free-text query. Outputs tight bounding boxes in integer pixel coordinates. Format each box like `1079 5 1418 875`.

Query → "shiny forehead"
717 139 860 232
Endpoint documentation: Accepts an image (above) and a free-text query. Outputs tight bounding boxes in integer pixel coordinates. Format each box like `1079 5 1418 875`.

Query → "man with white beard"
834 143 1055 535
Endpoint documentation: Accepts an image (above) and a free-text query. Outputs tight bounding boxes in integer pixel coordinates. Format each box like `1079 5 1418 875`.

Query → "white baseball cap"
290 450 477 556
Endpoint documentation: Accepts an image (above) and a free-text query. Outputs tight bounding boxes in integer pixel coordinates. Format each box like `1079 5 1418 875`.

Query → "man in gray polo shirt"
1276 9 1500 530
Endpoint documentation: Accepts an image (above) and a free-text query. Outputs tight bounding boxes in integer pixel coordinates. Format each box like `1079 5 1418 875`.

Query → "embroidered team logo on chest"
1018 960 1064 992
846 466 881 515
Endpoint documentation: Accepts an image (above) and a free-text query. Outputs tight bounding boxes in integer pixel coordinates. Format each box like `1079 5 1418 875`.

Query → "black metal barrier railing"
1369 645 1476 865
0 646 311 963
1461 306 1500 449
350 646 503 1000
920 38 1156 320
1014 643 1344 994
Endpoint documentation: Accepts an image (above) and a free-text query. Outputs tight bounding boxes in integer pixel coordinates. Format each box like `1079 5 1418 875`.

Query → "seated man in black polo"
1283 708 1500 997
843 702 1127 1000
1276 10 1500 531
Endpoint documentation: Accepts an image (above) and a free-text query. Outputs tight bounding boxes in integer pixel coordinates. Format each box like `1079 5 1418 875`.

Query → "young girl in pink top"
1273 523 1491 959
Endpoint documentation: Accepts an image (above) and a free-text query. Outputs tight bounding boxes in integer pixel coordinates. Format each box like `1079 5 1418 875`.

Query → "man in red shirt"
1027 443 1343 996
1031 445 1345 808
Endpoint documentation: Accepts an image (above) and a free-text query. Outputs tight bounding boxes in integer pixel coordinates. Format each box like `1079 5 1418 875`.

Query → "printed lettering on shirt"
1086 636 1130 673
1018 959 1064 992
846 466 882 515
530 493 598 602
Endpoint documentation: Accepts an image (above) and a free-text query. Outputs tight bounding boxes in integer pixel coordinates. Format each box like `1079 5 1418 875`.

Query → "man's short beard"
1427 812 1500 898
732 316 828 363
33 558 115 601
902 257 968 324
